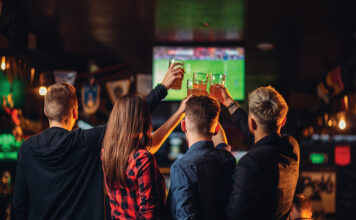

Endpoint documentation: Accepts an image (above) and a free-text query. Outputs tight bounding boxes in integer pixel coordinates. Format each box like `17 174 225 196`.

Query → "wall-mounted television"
153 46 245 101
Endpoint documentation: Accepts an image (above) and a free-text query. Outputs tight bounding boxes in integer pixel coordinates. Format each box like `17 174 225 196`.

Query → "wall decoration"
299 171 336 216
106 79 131 104
54 70 77 85
81 78 100 114
136 74 152 96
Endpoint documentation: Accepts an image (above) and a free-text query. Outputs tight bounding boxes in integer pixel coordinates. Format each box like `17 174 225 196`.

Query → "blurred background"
0 0 355 219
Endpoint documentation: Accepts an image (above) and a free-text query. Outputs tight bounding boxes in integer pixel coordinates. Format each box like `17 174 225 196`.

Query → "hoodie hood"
251 132 299 164
28 127 77 166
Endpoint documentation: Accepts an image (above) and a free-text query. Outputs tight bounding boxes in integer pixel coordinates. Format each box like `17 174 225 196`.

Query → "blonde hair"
248 86 288 132
45 82 77 122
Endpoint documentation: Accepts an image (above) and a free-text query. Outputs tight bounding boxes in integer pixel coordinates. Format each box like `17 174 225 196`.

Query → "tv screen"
153 46 245 101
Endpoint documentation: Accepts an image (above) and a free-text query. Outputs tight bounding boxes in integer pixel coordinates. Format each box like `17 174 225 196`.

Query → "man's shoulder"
20 137 33 152
173 148 234 170
237 152 259 171
71 125 106 145
243 134 300 168
213 147 235 160
249 144 275 156
171 155 190 168
251 134 298 153
20 131 44 150
173 148 208 166
170 153 198 174
245 144 280 168
71 125 106 136
283 134 299 148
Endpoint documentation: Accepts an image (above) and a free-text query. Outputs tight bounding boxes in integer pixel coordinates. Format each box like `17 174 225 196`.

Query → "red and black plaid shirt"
104 149 166 220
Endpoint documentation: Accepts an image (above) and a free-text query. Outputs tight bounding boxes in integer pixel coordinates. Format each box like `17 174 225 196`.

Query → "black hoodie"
225 107 300 220
12 84 167 220
13 126 106 220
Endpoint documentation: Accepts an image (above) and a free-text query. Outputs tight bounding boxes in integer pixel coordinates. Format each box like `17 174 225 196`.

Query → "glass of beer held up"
192 72 209 95
187 79 205 96
169 59 184 90
209 73 226 102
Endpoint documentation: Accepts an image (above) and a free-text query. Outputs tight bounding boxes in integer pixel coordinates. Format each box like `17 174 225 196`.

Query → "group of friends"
11 64 303 220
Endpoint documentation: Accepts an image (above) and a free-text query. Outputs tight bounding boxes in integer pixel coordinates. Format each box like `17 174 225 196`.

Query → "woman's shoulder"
128 149 158 175
132 148 155 164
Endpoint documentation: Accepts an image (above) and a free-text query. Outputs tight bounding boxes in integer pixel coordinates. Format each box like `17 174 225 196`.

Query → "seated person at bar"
12 63 183 220
167 96 236 220
290 194 313 220
219 85 300 220
102 95 188 219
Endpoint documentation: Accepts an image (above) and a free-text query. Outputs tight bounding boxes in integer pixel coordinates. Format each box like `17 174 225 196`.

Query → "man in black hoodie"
220 85 300 220
12 64 183 220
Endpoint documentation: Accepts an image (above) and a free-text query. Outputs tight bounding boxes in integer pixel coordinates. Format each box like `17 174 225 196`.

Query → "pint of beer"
169 59 184 90
209 73 226 102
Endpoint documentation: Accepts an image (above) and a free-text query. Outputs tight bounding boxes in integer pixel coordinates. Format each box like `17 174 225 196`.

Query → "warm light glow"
301 210 313 219
1 56 5 70
39 86 47 96
30 68 35 84
338 119 346 130
344 95 349 110
328 120 333 127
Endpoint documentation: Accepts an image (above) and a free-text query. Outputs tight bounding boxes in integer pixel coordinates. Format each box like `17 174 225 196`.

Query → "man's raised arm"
145 62 184 111
219 85 253 142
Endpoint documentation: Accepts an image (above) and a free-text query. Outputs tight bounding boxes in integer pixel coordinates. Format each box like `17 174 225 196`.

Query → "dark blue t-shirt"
167 141 236 220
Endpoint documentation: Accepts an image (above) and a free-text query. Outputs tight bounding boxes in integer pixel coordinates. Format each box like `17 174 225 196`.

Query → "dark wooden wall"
19 0 355 94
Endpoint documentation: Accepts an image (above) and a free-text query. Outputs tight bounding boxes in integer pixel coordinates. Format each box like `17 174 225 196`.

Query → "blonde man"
220 86 300 220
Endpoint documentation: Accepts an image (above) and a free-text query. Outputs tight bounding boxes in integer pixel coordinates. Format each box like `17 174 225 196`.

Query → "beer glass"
187 79 204 96
169 59 184 89
209 73 226 102
193 72 208 95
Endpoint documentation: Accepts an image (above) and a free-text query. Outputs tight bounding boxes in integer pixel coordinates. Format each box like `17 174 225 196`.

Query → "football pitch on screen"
153 59 245 101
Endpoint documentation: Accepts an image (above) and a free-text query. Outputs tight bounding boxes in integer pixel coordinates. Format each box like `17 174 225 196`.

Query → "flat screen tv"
153 46 245 101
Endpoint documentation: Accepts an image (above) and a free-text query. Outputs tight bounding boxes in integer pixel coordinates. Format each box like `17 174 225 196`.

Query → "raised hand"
161 63 184 90
177 95 193 114
217 85 234 107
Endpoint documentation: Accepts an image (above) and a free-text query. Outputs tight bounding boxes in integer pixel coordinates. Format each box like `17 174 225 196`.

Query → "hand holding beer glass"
168 59 184 90
209 73 226 102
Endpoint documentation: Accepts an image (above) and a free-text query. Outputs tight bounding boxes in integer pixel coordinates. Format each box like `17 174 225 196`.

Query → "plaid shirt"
104 149 166 220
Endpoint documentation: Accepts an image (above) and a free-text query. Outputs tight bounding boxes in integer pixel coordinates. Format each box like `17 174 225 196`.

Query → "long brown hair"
102 95 152 188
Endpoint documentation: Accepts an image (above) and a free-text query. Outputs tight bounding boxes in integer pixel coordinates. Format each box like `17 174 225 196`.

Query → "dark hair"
102 95 152 188
45 82 77 122
185 96 220 135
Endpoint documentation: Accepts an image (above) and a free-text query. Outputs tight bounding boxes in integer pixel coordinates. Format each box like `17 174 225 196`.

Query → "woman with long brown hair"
102 95 188 219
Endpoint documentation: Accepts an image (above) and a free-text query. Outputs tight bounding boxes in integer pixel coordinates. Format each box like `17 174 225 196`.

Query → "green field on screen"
153 59 244 101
